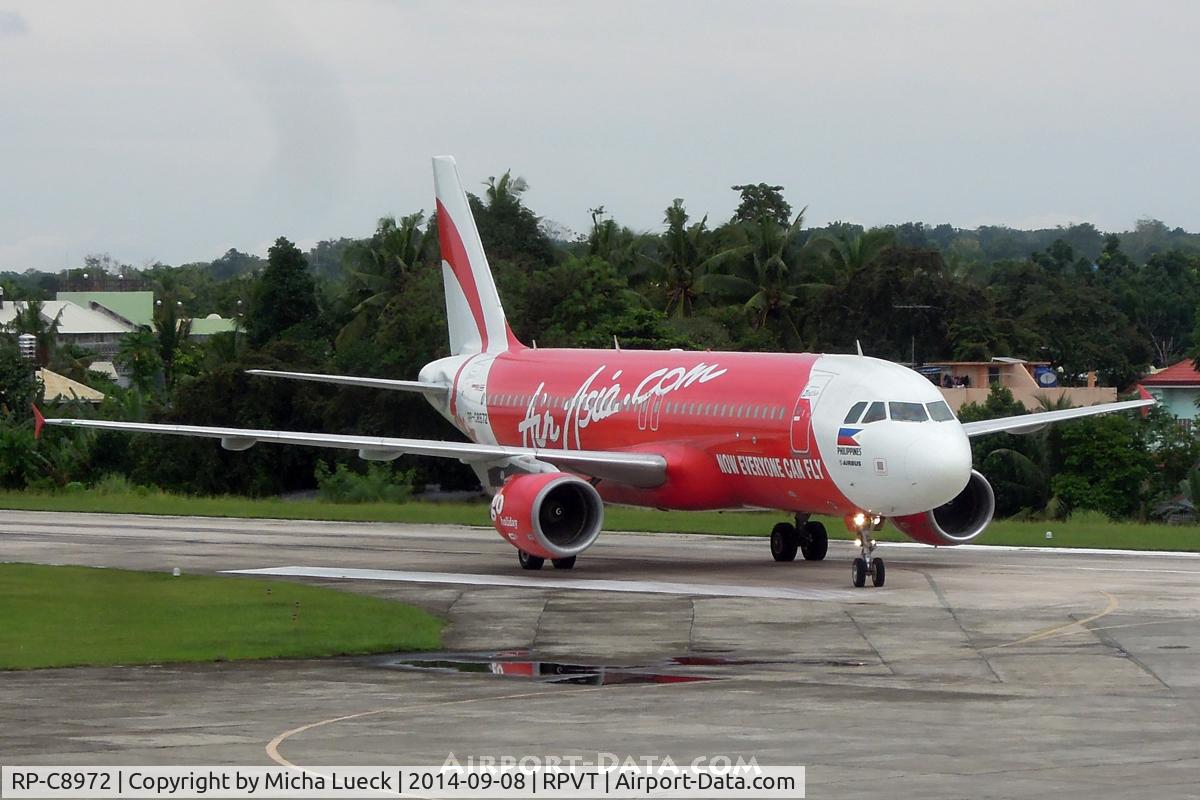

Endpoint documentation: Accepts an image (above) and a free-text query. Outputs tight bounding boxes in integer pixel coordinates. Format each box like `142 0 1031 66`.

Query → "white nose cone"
904 431 973 509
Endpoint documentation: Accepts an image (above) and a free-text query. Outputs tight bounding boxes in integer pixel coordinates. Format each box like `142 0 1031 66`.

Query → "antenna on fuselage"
855 340 864 357
532 339 538 349
613 335 621 351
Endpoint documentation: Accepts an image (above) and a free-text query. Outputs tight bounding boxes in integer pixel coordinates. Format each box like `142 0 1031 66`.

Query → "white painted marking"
225 566 857 601
877 541 1200 559
987 564 1200 576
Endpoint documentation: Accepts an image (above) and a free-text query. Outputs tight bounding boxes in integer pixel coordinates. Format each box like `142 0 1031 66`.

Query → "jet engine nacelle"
891 469 995 546
491 473 604 559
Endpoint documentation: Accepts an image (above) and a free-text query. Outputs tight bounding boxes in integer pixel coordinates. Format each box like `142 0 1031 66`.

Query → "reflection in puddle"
671 655 868 668
379 654 713 685
377 650 870 685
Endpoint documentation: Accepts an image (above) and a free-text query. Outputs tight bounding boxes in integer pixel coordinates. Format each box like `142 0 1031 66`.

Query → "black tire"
800 521 828 561
770 522 799 562
851 557 867 587
552 556 577 570
518 550 545 570
870 557 886 587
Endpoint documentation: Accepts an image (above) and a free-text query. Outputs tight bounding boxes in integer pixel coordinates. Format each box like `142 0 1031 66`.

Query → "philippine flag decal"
837 427 861 447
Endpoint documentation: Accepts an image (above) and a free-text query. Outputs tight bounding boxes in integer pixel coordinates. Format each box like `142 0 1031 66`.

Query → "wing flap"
40 417 667 488
960 398 1154 438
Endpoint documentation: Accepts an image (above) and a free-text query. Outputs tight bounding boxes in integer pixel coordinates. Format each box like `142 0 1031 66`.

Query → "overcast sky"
1 0 1197 270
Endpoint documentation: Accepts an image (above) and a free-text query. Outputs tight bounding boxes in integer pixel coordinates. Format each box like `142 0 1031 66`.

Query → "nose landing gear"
848 512 885 588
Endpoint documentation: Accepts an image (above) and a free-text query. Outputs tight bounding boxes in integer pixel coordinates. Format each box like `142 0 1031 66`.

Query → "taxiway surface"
1 511 1198 799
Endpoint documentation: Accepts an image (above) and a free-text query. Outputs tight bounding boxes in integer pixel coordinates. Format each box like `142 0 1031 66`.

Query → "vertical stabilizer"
433 156 521 354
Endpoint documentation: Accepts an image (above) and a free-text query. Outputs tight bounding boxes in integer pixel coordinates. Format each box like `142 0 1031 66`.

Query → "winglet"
1136 384 1154 418
32 404 45 439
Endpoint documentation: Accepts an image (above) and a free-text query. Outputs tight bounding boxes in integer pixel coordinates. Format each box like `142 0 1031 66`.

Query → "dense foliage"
3 173 1199 520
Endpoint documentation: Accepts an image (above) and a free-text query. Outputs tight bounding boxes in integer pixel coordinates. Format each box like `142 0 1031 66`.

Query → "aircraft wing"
37 415 667 489
245 369 446 396
959 398 1155 438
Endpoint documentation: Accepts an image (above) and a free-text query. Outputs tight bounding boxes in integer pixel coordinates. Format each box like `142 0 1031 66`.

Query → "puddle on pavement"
376 651 869 685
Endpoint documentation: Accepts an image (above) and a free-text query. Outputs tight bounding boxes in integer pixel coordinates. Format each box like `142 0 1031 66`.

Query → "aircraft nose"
904 430 973 502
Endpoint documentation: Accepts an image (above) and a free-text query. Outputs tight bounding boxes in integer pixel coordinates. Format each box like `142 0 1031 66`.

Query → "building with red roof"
1139 360 1200 420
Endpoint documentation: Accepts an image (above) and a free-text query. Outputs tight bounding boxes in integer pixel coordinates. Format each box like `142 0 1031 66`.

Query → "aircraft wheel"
552 556 577 570
851 557 867 587
770 523 799 562
518 550 545 570
800 521 828 561
870 558 886 587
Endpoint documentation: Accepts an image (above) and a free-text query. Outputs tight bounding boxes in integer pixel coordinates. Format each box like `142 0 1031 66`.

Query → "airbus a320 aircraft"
39 157 1153 587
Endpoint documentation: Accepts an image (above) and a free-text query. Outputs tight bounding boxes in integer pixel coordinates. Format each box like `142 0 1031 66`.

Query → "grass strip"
0 563 443 670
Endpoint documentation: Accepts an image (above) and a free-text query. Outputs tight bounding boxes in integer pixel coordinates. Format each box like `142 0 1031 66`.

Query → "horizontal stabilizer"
960 398 1154 438
246 369 445 396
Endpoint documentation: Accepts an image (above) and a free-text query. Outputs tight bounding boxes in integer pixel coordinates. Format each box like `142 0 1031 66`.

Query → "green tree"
640 200 746 318
246 237 319 348
338 214 428 347
115 328 162 394
698 210 829 347
0 338 40 416
810 228 895 282
1050 414 1152 519
523 256 692 349
153 298 192 388
468 170 556 268
731 183 792 226
586 206 648 281
207 248 265 280
7 300 61 365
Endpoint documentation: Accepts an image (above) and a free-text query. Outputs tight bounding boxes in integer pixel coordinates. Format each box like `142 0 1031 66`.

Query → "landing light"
852 512 867 529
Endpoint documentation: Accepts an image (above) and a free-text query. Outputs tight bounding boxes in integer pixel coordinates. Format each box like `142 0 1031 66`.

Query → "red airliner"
40 157 1152 587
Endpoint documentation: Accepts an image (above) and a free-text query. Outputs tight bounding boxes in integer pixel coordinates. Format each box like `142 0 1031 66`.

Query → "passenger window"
927 401 955 421
861 401 887 424
843 401 868 424
889 401 929 422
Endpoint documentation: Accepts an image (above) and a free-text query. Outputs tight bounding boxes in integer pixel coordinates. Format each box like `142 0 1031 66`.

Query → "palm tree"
810 228 895 284
980 393 1073 513
115 328 162 394
8 300 62 365
484 171 529 209
337 213 427 347
153 298 192 388
640 200 747 318
587 206 650 282
697 209 830 345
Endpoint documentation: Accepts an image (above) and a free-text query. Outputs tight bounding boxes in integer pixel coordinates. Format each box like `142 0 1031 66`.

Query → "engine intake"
891 469 995 546
491 473 604 559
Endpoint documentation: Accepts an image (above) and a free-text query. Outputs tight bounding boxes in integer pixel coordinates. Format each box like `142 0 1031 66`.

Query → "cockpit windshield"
927 400 955 421
861 401 887 424
888 401 928 422
843 401 868 424
845 399 956 424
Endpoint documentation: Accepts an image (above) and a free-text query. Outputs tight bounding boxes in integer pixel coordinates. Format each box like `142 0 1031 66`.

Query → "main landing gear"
770 515 828 563
848 512 885 588
517 550 576 571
